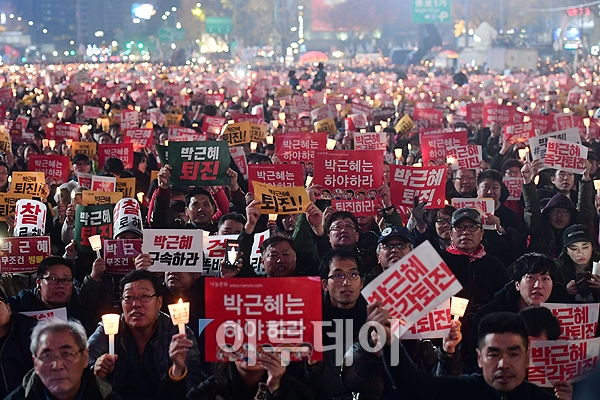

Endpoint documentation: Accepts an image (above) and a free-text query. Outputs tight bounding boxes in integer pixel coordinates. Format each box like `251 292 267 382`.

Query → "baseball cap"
72 154 90 164
563 224 593 248
451 208 482 226
377 226 412 245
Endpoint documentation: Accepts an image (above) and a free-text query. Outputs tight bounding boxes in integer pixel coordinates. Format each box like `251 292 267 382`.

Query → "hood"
541 194 577 222
21 368 36 396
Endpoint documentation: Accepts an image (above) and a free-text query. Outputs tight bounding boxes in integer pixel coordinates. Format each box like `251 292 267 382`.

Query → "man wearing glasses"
442 208 509 312
5 319 121 400
87 270 202 400
7 257 99 334
373 226 413 275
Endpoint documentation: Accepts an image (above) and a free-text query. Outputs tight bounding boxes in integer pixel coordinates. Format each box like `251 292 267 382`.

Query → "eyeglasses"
36 350 82 365
550 208 570 217
455 175 475 181
327 272 361 282
435 219 451 226
329 224 357 233
41 277 73 286
381 243 410 251
557 172 574 179
121 294 157 304
452 224 481 233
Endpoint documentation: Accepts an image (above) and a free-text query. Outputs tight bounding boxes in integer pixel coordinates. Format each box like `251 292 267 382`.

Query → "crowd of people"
0 58 599 400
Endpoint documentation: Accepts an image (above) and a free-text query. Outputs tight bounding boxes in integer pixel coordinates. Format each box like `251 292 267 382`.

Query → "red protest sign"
331 199 379 216
447 145 482 171
354 132 386 151
248 163 304 193
0 87 13 103
543 303 599 340
503 177 523 201
103 239 142 274
275 132 328 167
28 154 70 183
420 130 468 165
50 123 81 142
544 138 587 174
503 121 535 144
204 277 323 362
233 114 263 124
123 128 153 150
528 114 553 135
390 165 446 209
168 126 207 142
83 106 103 119
554 113 575 131
483 105 514 127
413 107 443 129
0 236 51 273
201 116 227 135
98 143 134 169
466 103 484 123
229 146 248 179
312 150 383 200
286 119 313 132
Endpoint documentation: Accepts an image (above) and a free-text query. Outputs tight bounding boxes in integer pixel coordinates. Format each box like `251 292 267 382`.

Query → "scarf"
446 243 486 262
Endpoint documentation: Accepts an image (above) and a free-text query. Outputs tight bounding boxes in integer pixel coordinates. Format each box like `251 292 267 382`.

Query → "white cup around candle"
168 299 190 336
268 214 278 222
593 180 600 192
450 296 469 321
102 313 120 356
326 138 336 150
305 175 313 187
89 235 102 252
593 262 600 276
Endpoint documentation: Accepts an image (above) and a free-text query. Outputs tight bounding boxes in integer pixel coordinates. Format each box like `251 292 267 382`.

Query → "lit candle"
450 296 469 321
88 234 102 258
518 149 527 161
46 122 54 130
326 138 336 150
250 142 258 152
102 314 120 356
266 135 274 145
446 156 456 165
42 138 49 148
407 143 412 152
164 140 169 146
271 120 279 130
268 214 278 222
136 192 144 203
305 175 313 187
374 125 382 133
394 148 403 162
65 139 73 148
71 190 76 203
48 140 56 150
227 250 237 265
57 112 63 120
168 298 190 335
278 112 286 121
594 180 600 192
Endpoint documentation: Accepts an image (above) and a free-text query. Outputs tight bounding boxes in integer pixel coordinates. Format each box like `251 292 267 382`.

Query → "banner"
81 191 123 206
74 203 114 253
14 199 46 237
447 145 483 171
116 178 136 199
169 126 207 142
330 199 379 216
502 177 524 201
71 141 96 159
361 241 462 338
202 231 269 276
503 121 535 144
543 138 588 174
420 130 468 166
542 303 599 340
354 131 386 151
120 110 139 131
10 171 45 197
275 132 327 169
98 143 134 169
252 182 309 215
0 193 31 221
123 128 153 150
528 338 600 387
483 104 514 126
248 163 304 192
91 175 116 192
390 165 446 209
143 229 204 272
312 150 383 200
451 198 495 229
400 299 452 340
165 141 231 187
28 154 70 184
0 236 51 273
50 123 81 142
201 116 227 135
529 128 580 162
204 277 323 362
103 239 142 274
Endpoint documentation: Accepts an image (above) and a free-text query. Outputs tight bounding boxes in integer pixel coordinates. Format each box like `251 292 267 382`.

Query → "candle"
407 143 412 152
46 122 54 130
305 175 313 187
326 138 336 150
65 139 73 148
70 190 76 203
57 112 63 120
42 138 49 148
518 149 527 161
227 250 238 265
374 125 382 133
450 296 469 321
164 140 169 146
271 120 279 129
250 142 258 152
446 156 456 165
266 135 274 145
168 298 190 335
394 148 403 161
101 314 120 356
268 214 278 222
278 112 286 121
48 140 56 150
594 180 600 192
88 234 102 258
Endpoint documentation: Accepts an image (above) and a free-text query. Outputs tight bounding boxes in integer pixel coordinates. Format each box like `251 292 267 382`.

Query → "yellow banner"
71 141 97 159
0 129 11 154
314 118 337 135
116 177 136 199
395 114 415 135
249 123 267 142
222 122 250 146
11 172 45 197
0 193 32 221
164 114 183 128
82 190 123 206
253 182 309 215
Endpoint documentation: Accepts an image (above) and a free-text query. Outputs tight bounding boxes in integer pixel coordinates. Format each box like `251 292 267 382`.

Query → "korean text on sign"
447 145 482 171
143 229 204 272
167 141 231 187
361 241 462 338
331 199 379 216
0 236 51 273
74 203 113 253
275 132 328 167
529 128 580 162
400 299 452 340
204 277 322 363
542 303 599 340
419 130 467 165
252 182 309 215
248 163 304 192
103 239 142 274
451 198 495 229
390 165 446 209
503 177 523 201
544 138 588 174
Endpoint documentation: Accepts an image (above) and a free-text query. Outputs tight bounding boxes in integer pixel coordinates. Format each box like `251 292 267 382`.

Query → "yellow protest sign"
0 193 32 221
150 170 159 183
71 141 97 159
82 190 123 206
395 114 415 135
0 128 11 154
11 172 45 197
275 86 292 100
116 177 136 199
164 114 183 128
222 122 250 146
249 123 267 142
252 182 309 215
314 118 337 135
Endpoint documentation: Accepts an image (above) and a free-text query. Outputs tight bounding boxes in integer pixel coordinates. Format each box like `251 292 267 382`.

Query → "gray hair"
30 319 87 356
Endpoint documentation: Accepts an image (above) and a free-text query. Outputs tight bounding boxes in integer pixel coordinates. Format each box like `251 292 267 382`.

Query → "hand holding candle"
89 234 103 259
168 298 190 335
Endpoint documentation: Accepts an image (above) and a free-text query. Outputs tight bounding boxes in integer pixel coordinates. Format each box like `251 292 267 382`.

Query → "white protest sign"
361 241 462 338
400 299 452 340
543 138 588 174
143 229 204 272
529 128 580 162
91 175 117 192
14 199 47 237
451 198 496 230
502 177 523 201
21 307 68 322
542 303 599 340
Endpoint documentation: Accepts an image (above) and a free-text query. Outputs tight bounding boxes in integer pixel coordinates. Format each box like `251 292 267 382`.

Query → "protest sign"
314 118 337 134
354 131 386 151
164 113 182 127
91 175 117 192
390 165 446 208
123 128 153 149
50 123 81 142
21 307 68 322
528 114 553 135
451 198 496 229
229 146 248 179
204 277 323 362
0 193 31 222
413 108 443 129
113 197 143 238
165 141 231 187
447 145 483 171
201 116 227 135
14 199 46 237
81 191 123 206
483 104 514 126
502 177 524 201
98 143 133 169
0 236 51 273
74 203 114 253
10 172 45 197
0 128 11 154
29 155 70 184
312 150 383 200
116 178 136 199
395 114 416 135
120 110 139 130
286 118 313 132
554 113 575 131
275 132 327 169
250 230 270 276
248 163 304 192
331 199 379 216
466 103 484 124
252 182 309 215
71 141 96 159
542 303 599 340
143 229 204 272
82 106 103 119
529 128 580 162
103 239 142 274
528 338 600 387
310 104 336 122
420 130 467 165
543 138 588 174
503 121 535 144
169 126 207 142
361 241 462 338
77 173 92 190
400 299 452 340
222 122 250 145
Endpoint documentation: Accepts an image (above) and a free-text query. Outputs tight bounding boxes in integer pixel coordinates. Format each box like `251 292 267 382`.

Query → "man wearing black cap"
70 154 91 182
442 208 509 311
371 226 413 277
